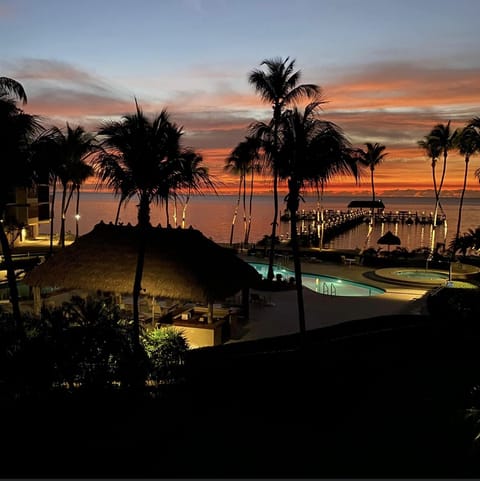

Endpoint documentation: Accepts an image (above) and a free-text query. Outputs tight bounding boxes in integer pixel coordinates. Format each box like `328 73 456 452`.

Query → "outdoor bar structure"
23 222 261 348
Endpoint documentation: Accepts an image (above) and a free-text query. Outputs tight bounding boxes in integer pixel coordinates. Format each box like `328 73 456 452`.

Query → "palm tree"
177 149 216 229
70 160 95 239
450 226 480 256
0 76 27 104
451 124 480 259
224 137 260 246
357 142 387 247
93 102 179 349
248 57 320 281
0 93 41 334
358 142 387 204
418 122 458 255
45 124 97 248
468 117 480 190
31 128 63 254
277 102 358 334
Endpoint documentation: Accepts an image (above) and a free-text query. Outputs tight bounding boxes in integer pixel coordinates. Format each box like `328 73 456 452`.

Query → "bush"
427 287 480 321
142 327 189 384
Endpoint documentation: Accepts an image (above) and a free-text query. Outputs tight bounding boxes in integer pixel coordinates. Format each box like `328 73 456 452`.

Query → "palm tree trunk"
165 197 170 227
114 197 123 225
268 107 281 282
132 194 150 352
61 186 75 247
245 168 255 245
287 180 306 335
229 177 243 246
452 155 470 260
370 167 376 203
181 191 190 229
430 161 440 256
59 184 68 247
49 175 57 255
0 223 23 337
242 168 247 247
173 194 178 227
267 168 279 281
75 186 80 239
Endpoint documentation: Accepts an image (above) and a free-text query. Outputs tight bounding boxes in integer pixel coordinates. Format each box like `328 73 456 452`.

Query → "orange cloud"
9 57 480 196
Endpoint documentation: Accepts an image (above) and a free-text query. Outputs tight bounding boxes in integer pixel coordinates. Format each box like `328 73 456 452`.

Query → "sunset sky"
2 0 480 197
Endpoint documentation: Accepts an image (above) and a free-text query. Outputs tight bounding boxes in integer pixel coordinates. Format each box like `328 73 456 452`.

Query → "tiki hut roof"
24 222 261 303
348 200 385 209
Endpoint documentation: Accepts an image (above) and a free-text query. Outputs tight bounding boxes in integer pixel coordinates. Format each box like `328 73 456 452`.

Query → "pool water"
394 270 449 280
248 262 385 297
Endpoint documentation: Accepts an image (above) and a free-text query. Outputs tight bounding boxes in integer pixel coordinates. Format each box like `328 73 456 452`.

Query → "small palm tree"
37 124 96 248
70 160 95 239
359 142 387 204
418 122 458 256
224 137 260 246
451 125 479 259
248 57 320 281
31 128 64 254
177 149 216 229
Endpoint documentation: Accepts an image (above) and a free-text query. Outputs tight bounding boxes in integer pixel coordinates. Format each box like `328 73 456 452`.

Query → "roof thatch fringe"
24 222 261 303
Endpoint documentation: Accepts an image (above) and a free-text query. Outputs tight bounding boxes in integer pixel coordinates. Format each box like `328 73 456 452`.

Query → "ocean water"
42 191 480 253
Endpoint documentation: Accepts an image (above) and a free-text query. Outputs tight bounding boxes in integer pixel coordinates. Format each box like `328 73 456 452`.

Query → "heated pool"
248 262 385 297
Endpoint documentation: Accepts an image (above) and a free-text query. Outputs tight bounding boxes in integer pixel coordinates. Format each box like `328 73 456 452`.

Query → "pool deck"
5 237 476 347
230 254 435 343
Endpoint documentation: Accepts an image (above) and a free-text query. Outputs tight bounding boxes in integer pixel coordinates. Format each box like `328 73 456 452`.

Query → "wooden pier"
276 206 447 248
280 208 446 226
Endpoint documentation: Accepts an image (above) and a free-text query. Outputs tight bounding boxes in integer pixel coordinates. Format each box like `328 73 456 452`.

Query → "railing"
322 282 337 296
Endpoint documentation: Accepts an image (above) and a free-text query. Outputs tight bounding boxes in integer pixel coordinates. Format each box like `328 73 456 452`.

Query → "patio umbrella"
377 230 401 251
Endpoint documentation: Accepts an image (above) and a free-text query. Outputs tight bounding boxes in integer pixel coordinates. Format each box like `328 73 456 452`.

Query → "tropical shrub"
141 326 189 384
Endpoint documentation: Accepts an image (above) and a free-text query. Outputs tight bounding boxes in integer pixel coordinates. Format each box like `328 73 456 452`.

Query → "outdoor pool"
248 262 385 297
394 270 449 280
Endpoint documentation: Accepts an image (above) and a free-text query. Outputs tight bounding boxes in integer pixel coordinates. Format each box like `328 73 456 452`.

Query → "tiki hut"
24 222 261 320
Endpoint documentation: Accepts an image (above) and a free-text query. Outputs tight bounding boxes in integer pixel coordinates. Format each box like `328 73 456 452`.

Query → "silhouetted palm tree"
0 76 27 104
177 149 216 229
450 226 480 256
70 161 95 239
31 128 64 254
0 93 41 333
248 57 320 280
277 102 358 334
468 117 480 189
46 124 97 248
94 102 178 348
451 125 480 259
224 137 261 246
358 142 387 204
418 122 458 254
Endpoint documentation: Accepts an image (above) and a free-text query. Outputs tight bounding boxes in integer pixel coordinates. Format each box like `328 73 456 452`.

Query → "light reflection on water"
42 192 480 252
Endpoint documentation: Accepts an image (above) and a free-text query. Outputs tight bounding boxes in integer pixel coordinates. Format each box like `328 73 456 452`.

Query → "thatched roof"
24 222 261 303
377 230 401 246
348 200 385 209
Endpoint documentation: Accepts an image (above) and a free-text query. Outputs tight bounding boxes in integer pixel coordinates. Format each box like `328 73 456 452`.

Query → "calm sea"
43 192 480 253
